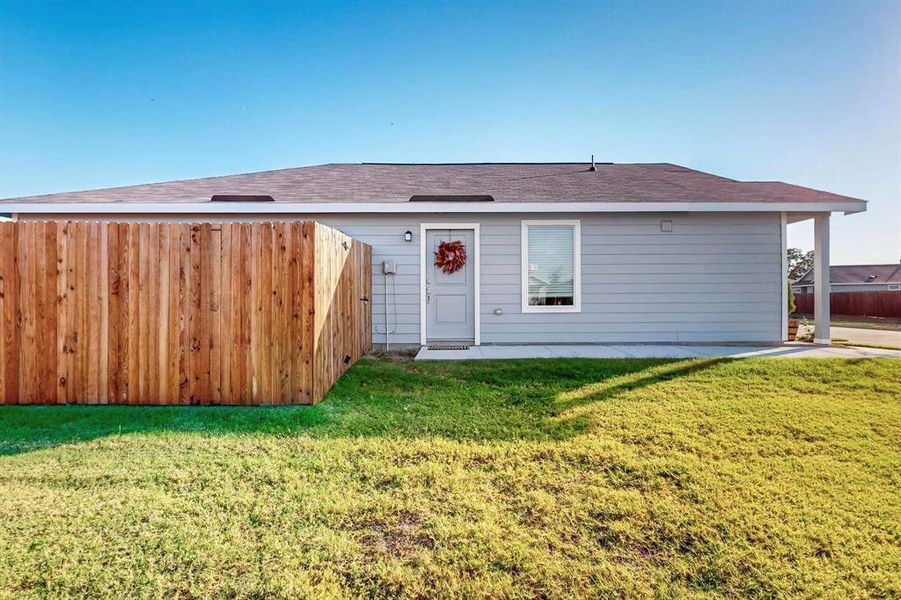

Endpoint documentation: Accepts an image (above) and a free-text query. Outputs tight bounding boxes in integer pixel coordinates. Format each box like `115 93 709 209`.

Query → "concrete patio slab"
544 345 633 359
610 345 698 359
415 343 901 361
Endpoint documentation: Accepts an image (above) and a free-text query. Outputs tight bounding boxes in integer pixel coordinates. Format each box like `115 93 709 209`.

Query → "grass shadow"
1 357 728 456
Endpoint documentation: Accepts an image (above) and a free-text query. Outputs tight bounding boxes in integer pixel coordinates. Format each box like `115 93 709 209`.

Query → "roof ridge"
358 161 614 166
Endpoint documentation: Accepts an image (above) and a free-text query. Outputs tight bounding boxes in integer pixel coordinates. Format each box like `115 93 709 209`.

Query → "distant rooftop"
0 162 866 206
796 264 901 285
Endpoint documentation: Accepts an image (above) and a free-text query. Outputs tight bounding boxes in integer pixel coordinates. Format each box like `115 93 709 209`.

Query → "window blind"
527 225 574 305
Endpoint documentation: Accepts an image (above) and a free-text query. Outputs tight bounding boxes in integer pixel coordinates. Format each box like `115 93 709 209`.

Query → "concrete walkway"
415 343 901 361
799 324 901 349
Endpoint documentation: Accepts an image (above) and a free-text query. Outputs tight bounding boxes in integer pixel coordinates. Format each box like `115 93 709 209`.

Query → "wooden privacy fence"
794 291 901 318
0 221 371 405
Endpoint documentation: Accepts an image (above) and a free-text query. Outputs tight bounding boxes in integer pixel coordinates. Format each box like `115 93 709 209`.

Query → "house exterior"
2 162 867 346
793 264 901 294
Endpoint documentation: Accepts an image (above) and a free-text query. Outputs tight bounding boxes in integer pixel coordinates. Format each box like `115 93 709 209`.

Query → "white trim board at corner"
419 223 481 346
2 201 866 215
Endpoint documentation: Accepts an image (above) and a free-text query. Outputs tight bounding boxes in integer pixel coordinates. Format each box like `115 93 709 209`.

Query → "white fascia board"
1 200 867 214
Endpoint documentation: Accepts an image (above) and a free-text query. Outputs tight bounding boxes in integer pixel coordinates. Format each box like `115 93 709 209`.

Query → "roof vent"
409 194 494 202
210 194 275 202
588 154 597 172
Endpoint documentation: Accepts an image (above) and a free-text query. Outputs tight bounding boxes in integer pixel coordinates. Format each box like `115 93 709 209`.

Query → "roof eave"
0 199 868 215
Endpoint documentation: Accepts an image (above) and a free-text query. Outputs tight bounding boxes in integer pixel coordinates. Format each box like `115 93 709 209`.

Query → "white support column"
780 212 788 341
813 213 831 344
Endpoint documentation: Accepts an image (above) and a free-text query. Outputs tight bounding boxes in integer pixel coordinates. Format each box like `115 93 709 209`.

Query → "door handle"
426 279 432 303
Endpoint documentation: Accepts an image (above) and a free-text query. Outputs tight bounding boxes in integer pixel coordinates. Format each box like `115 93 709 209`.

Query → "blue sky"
1 0 898 264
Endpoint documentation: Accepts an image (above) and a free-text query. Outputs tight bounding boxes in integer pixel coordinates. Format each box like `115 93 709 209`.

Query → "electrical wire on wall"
374 270 397 349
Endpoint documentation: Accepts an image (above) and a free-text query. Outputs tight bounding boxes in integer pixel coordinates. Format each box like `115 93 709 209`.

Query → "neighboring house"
793 264 901 294
1 162 866 346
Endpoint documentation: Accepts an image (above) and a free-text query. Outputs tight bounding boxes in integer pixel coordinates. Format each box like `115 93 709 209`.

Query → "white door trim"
420 223 480 346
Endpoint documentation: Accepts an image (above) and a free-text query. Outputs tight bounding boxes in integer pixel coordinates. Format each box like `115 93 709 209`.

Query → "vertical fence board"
262 223 275 404
0 223 19 403
84 223 99 403
233 223 244 403
288 221 306 404
125 223 140 403
110 223 126 403
218 224 232 403
301 221 316 403
188 224 201 404
156 225 169 405
248 223 259 403
55 223 69 403
33 223 49 403
145 224 159 404
14 224 27 403
43 222 59 403
166 225 181 404
98 224 110 404
238 223 253 404
106 223 120 403
177 224 191 405
135 224 148 403
64 222 78 403
209 224 221 404
275 223 289 403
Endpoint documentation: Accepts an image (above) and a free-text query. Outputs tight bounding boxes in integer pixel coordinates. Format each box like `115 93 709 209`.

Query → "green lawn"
1 358 899 598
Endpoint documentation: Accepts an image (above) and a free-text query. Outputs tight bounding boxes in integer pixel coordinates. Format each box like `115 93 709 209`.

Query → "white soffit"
1 200 867 215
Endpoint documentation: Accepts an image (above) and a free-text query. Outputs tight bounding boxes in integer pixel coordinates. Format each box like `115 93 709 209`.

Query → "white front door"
425 228 476 342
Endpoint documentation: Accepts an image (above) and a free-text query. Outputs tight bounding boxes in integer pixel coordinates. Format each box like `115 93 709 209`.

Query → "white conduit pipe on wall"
385 271 390 351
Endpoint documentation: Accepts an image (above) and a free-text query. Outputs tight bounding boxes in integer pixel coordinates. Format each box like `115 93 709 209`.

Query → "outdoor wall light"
404 230 413 242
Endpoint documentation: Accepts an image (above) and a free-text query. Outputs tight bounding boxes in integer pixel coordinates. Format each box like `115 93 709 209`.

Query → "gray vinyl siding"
21 211 784 344
319 213 782 344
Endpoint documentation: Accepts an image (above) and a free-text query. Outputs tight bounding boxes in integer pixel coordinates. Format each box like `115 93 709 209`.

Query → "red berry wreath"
434 240 467 274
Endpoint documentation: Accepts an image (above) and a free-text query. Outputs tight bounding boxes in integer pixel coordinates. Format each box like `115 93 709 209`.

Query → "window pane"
527 225 574 306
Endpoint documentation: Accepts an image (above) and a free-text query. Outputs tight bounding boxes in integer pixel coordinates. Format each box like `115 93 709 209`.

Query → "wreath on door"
434 240 467 274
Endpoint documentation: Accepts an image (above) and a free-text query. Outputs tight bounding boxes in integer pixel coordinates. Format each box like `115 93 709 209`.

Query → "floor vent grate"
427 344 470 351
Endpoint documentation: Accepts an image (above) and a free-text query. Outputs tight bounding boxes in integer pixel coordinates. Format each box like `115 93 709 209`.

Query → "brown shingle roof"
797 264 901 285
1 162 865 205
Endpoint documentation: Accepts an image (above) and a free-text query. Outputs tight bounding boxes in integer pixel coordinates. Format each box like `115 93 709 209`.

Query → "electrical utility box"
382 260 397 274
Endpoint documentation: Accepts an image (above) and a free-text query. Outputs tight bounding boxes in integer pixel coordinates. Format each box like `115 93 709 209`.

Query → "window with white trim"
521 220 581 312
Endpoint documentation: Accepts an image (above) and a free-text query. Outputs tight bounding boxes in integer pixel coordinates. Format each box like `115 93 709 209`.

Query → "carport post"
813 213 831 344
